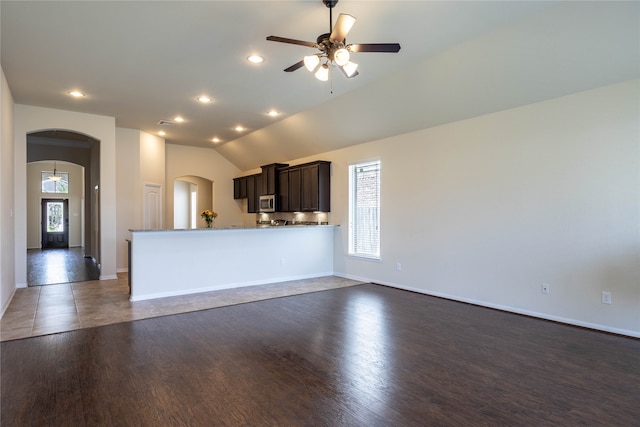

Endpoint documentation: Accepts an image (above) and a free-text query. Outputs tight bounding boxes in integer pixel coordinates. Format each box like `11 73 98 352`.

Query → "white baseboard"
333 273 640 339
1 287 17 318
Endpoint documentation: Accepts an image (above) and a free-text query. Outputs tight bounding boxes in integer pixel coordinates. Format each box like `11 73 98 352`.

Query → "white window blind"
349 160 380 259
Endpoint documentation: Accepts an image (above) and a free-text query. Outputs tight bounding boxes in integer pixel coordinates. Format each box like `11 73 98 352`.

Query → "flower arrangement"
200 209 218 228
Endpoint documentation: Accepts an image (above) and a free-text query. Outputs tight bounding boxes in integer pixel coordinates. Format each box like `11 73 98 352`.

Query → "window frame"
41 171 69 194
348 159 381 260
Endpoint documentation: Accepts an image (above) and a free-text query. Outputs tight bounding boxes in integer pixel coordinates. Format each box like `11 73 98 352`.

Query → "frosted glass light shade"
304 55 320 72
315 64 329 81
334 48 350 66
342 61 358 77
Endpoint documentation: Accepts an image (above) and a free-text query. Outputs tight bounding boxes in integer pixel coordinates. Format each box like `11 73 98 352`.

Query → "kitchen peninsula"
128 225 337 301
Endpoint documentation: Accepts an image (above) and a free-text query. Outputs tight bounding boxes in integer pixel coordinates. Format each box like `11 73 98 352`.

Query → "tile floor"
1 274 363 342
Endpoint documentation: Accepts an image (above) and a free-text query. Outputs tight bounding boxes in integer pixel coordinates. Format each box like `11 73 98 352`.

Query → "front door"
41 198 69 249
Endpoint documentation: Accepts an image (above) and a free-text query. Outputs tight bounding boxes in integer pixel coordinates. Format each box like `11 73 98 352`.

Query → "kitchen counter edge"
129 224 340 232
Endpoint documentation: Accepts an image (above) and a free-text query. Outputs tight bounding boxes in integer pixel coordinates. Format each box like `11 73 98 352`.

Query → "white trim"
99 274 118 280
0 287 17 318
345 254 381 263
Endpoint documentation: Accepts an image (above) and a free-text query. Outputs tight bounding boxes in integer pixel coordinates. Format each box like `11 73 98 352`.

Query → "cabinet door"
301 164 319 211
246 175 256 213
301 162 330 212
262 165 276 195
317 162 330 212
289 168 301 212
278 169 289 212
233 177 247 199
255 174 263 209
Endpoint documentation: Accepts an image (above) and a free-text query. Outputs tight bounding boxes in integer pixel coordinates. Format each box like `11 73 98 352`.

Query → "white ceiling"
2 1 638 171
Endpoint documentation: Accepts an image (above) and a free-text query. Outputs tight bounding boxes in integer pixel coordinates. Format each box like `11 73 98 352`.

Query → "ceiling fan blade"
284 60 305 72
329 13 356 43
349 43 401 53
266 36 317 48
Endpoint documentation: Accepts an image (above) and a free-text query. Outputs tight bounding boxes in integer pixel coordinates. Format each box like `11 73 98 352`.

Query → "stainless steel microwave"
259 195 276 212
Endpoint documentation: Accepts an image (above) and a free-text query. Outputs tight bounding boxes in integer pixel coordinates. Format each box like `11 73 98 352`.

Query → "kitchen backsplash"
257 211 329 225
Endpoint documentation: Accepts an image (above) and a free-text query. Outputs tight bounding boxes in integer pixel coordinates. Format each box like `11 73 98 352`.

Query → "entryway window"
46 201 64 232
41 171 69 193
348 160 381 259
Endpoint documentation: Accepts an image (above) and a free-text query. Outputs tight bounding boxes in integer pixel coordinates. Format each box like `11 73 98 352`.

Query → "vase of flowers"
200 209 218 228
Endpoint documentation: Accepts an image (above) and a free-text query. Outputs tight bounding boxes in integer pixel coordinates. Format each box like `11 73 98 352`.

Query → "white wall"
114 128 165 272
139 131 165 216
165 144 243 228
115 128 140 272
173 180 190 229
26 161 84 248
317 79 639 337
1 67 16 315
14 105 117 284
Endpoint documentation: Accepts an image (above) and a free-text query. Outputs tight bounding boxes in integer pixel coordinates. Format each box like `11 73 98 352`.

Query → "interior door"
41 198 69 249
143 183 162 230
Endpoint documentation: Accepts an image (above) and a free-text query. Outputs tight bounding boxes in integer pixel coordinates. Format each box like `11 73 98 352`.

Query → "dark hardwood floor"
27 248 100 286
2 284 639 426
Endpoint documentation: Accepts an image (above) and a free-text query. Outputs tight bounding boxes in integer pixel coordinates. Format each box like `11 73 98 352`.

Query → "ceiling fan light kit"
266 0 400 82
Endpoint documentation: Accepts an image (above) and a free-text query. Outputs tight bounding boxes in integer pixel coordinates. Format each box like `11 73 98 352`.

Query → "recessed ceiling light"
235 126 245 132
68 90 85 97
247 55 264 64
174 116 184 123
267 110 280 117
158 130 166 136
212 137 221 143
197 96 213 104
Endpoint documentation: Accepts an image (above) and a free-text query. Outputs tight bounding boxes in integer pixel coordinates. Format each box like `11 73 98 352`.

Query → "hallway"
27 248 100 286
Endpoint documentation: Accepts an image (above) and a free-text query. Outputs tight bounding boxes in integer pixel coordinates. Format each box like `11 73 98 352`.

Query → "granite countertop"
129 224 339 232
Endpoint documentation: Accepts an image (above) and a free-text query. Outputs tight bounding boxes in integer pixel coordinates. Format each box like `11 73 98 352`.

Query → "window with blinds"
348 160 380 259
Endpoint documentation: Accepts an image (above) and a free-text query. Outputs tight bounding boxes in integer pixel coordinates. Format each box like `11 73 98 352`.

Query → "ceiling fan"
266 0 401 81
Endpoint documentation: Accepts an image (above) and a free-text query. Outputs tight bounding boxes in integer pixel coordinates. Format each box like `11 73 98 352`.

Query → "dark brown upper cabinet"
234 161 330 213
284 161 330 212
278 168 289 213
233 176 247 199
261 163 288 196
246 173 263 213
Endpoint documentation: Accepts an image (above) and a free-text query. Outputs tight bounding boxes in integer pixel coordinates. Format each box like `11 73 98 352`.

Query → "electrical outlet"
396 262 402 271
542 283 550 295
280 258 286 266
602 291 612 304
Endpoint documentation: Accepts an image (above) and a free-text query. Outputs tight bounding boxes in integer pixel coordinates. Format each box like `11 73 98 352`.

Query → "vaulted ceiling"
2 1 638 170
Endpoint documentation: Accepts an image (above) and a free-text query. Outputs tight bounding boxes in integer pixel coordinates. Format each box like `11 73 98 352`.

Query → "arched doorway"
173 176 213 229
26 130 100 285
